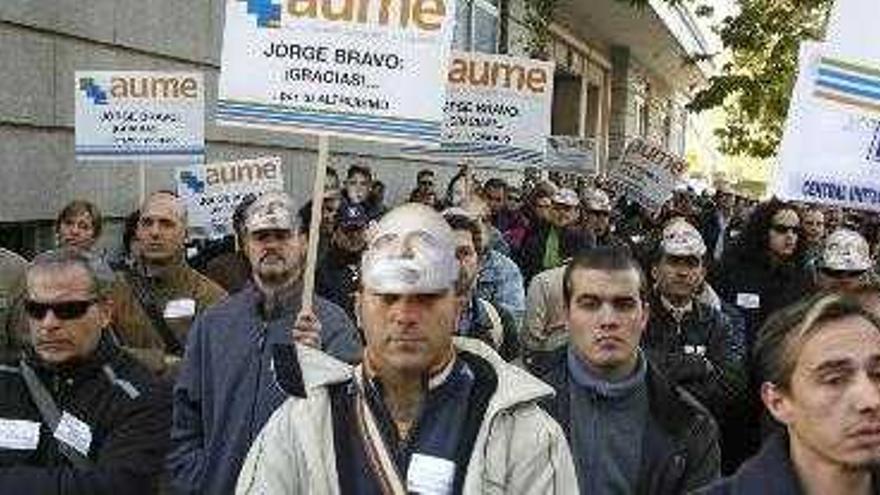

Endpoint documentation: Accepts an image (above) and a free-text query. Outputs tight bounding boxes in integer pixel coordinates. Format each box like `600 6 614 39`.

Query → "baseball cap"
820 228 872 271
583 188 611 212
338 202 370 230
552 188 579 207
661 220 707 257
360 203 459 294
244 192 297 233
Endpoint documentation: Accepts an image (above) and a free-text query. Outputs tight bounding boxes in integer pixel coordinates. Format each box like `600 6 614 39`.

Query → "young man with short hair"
529 245 720 494
701 292 880 494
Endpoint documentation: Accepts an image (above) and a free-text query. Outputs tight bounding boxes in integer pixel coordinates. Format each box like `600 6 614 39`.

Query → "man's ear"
650 264 659 282
96 297 114 328
762 382 795 426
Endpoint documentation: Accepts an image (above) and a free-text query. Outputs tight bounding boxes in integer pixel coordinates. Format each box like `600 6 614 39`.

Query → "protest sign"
216 0 456 144
545 135 598 173
176 156 284 237
772 42 880 211
402 51 554 165
609 137 687 213
75 71 204 161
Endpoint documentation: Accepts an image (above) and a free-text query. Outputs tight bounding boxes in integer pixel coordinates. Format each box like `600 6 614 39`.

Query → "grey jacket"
167 282 361 495
235 337 577 494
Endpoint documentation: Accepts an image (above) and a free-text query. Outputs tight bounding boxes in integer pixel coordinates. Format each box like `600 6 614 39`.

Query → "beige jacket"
236 338 577 495
522 265 569 354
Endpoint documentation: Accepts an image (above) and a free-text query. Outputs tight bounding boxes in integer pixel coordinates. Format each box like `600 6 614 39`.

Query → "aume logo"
179 170 206 194
240 0 282 27
79 78 108 105
239 0 447 31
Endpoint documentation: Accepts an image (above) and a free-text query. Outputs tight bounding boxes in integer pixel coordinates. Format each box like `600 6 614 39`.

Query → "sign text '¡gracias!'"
284 0 447 30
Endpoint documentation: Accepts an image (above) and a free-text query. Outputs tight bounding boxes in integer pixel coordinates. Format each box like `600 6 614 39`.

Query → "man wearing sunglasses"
0 249 170 494
815 228 877 292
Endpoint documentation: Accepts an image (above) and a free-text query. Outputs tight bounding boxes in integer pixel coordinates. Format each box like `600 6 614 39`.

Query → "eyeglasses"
770 224 799 235
819 268 866 280
24 299 97 320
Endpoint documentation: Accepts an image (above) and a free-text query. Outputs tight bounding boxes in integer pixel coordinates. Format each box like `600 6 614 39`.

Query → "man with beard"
168 192 362 495
317 202 371 320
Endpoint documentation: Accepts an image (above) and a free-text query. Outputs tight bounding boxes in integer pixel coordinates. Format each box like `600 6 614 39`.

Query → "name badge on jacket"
54 411 92 456
736 292 760 309
407 453 456 495
0 418 40 450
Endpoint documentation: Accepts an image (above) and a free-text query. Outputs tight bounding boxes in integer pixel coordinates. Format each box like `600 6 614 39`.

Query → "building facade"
0 0 720 256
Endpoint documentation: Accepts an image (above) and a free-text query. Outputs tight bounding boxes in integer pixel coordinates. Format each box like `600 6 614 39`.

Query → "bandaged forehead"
361 204 458 294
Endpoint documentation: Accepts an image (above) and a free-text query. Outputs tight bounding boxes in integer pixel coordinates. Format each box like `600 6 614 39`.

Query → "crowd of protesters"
3 161 880 494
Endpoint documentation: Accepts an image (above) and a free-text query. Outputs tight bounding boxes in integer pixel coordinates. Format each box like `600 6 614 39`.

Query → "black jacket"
698 432 880 494
527 347 720 495
316 246 361 321
0 332 171 494
518 220 594 284
712 251 811 350
643 292 748 421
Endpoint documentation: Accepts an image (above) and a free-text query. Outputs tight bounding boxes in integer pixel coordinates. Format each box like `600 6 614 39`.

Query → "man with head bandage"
236 203 577 494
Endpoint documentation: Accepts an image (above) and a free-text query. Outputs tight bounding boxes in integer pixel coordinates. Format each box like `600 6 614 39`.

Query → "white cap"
552 188 579 207
245 192 297 233
821 228 872 271
361 203 459 294
583 188 611 212
661 220 707 257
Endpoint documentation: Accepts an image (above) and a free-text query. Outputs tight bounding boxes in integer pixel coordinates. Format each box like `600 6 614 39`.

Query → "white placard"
217 0 456 144
75 71 204 161
176 156 285 237
609 137 687 213
402 52 554 165
545 135 598 173
772 42 880 211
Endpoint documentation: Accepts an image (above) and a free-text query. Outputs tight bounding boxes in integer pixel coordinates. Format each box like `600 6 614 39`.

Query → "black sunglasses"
24 299 97 320
770 224 799 235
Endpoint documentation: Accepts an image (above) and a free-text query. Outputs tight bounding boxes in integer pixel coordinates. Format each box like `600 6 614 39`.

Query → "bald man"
111 192 226 376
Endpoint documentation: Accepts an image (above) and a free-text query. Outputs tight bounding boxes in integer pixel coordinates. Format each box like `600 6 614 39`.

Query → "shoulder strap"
19 359 93 469
123 270 184 356
478 299 504 350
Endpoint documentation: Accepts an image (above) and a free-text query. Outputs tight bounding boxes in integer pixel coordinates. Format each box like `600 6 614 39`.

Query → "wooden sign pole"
301 134 330 314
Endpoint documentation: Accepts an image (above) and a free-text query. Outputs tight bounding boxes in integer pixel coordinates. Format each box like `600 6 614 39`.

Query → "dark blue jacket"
698 431 880 494
167 282 361 494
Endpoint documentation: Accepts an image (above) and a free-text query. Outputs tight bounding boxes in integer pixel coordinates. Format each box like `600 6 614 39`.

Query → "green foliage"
523 0 558 59
618 0 832 158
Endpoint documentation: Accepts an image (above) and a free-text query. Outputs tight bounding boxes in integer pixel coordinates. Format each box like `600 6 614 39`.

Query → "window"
452 0 499 53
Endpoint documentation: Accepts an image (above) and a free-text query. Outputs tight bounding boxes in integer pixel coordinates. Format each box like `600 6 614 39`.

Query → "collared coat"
235 338 578 494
